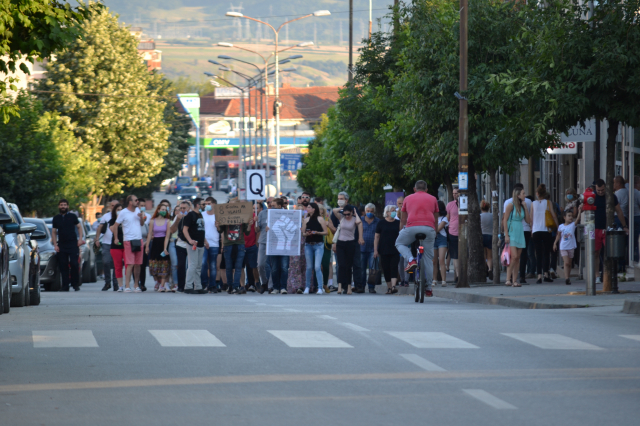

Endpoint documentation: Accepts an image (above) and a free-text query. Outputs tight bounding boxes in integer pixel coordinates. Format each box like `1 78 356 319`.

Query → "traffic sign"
281 154 303 171
246 170 266 200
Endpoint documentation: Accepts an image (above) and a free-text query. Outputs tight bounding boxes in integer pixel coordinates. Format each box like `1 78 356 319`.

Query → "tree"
0 92 64 212
38 5 170 197
0 0 92 122
493 0 640 290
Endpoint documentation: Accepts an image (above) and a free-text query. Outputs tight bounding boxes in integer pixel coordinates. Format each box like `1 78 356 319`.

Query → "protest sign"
215 202 253 225
266 209 302 256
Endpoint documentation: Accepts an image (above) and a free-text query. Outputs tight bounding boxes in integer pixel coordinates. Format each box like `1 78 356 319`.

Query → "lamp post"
224 10 330 195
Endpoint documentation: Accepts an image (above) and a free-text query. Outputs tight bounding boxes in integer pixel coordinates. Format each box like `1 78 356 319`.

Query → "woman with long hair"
332 204 365 294
374 205 401 294
503 188 531 287
433 200 449 286
301 202 328 294
480 200 494 280
531 184 558 283
104 204 125 291
146 204 171 292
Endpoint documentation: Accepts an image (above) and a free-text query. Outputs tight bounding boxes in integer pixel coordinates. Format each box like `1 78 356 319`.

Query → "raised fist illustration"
272 216 297 251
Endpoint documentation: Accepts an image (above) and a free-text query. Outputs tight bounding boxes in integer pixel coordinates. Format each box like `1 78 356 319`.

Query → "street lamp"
224 11 330 195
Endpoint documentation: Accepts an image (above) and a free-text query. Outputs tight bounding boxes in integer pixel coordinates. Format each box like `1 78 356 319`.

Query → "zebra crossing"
27 330 640 350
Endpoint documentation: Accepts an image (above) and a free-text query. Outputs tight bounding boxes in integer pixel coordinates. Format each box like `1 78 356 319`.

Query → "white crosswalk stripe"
620 335 640 343
463 389 517 410
341 323 370 332
502 333 603 350
32 330 99 348
400 354 446 371
149 330 226 347
268 330 353 348
386 332 479 349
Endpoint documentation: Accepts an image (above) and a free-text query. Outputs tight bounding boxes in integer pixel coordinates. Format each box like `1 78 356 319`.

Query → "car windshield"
10 209 23 224
181 188 197 193
25 219 48 234
176 177 191 185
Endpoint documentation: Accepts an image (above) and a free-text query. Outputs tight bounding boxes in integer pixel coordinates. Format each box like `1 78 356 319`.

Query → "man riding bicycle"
395 180 439 297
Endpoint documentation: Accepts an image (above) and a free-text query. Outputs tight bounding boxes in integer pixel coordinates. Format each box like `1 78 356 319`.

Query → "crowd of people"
49 174 639 294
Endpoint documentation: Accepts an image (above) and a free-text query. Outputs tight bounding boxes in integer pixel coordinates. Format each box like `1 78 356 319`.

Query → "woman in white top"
531 184 558 284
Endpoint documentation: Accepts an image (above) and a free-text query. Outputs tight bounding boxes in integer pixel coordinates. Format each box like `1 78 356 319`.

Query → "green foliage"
0 93 65 212
0 0 94 122
38 5 171 197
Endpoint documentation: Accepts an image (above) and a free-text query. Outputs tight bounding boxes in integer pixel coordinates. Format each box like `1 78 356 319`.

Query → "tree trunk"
443 174 454 201
603 119 619 292
490 168 501 284
467 159 486 284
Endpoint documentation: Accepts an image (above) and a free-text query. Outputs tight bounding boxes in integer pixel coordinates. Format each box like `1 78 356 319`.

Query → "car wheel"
4 281 12 313
11 283 25 307
30 274 41 306
24 280 30 306
50 268 61 292
90 261 97 283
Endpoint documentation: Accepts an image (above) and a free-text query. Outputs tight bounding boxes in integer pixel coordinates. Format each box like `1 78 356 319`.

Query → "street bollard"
606 229 626 294
584 211 596 296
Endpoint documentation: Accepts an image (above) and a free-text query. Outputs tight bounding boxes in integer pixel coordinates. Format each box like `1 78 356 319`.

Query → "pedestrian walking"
360 203 380 293
503 188 531 287
95 200 119 291
554 208 581 285
433 200 449 286
137 198 151 291
201 197 221 293
146 204 171 292
243 206 260 292
480 200 494 281
91 213 102 232
446 189 460 283
105 204 124 291
395 197 409 287
170 201 191 292
374 205 400 294
182 198 206 294
51 199 84 291
287 201 307 294
531 184 558 283
266 198 289 294
333 204 364 294
167 205 180 291
395 180 438 298
217 201 251 294
255 200 272 294
302 202 328 294
111 195 145 293
331 191 363 292
503 183 533 284
319 205 335 293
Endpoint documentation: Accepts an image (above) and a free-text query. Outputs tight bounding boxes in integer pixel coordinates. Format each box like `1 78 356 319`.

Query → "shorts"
434 233 448 249
448 235 459 259
482 234 492 249
124 240 143 265
560 249 575 258
595 229 606 251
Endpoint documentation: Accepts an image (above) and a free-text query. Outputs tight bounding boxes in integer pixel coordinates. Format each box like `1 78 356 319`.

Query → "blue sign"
281 154 303 171
204 136 314 149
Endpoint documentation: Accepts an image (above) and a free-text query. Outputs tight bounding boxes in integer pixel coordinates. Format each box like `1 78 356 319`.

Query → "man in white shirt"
95 200 119 291
111 195 145 292
201 197 220 292
503 183 533 284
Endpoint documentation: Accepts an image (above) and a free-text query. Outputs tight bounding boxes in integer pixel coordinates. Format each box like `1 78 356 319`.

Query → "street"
0 281 638 426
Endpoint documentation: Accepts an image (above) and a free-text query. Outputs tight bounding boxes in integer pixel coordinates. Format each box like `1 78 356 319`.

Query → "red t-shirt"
244 214 257 247
401 192 439 229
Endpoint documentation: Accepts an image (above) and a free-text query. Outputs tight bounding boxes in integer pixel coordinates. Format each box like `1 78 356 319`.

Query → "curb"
431 288 588 309
622 300 640 314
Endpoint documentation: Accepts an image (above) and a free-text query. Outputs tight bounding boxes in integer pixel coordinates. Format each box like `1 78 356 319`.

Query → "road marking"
341 323 370 332
149 330 226 347
283 308 302 312
463 389 517 410
502 333 603 350
246 299 257 302
386 332 478 349
620 335 640 342
268 331 352 348
32 330 98 348
318 315 337 320
400 354 446 372
255 303 267 306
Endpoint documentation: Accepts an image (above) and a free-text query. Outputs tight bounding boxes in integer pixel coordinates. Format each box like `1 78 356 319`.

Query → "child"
553 208 581 284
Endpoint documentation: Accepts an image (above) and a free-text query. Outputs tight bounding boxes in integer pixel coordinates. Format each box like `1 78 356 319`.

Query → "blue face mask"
139 207 146 213
390 212 397 219
205 205 212 212
566 194 574 200
366 212 374 218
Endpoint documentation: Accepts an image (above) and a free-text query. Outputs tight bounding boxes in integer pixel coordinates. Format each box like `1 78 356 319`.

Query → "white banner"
246 170 266 200
266 209 302 256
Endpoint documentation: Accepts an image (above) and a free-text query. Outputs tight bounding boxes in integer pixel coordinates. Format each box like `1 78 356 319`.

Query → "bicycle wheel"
419 277 425 303
414 255 420 303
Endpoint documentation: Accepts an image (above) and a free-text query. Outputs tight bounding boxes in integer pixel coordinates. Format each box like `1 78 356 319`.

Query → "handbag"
367 257 382 285
545 200 557 230
332 225 341 243
501 243 511 266
130 239 141 252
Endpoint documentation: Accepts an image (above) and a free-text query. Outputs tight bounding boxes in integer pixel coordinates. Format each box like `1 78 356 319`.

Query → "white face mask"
337 200 345 207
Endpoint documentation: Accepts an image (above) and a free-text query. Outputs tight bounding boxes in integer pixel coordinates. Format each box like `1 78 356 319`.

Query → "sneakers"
369 288 376 294
117 287 124 292
238 287 247 294
565 279 571 285
425 289 433 297
134 288 142 293
124 288 132 293
440 281 447 287
269 288 276 294
405 260 418 272
280 289 287 294
303 288 310 294
317 287 324 295
101 284 111 291
113 285 119 292
296 288 304 294
432 280 438 286
139 284 147 292
550 270 558 279
543 276 553 283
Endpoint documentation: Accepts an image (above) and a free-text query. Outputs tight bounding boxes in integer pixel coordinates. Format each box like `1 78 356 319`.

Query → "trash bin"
606 229 626 259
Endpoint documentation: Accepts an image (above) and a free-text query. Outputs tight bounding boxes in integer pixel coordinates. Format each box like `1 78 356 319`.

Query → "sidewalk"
376 278 640 312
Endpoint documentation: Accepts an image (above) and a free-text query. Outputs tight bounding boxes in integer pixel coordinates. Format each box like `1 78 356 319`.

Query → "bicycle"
412 233 427 303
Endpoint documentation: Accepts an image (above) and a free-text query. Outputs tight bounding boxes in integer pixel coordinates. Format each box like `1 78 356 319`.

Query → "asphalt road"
1 279 639 426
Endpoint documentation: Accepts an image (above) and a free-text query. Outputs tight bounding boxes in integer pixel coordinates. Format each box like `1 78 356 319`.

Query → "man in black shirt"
183 198 207 293
593 179 628 283
51 199 84 291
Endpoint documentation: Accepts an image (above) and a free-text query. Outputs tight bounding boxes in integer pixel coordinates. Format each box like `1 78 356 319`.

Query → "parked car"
79 218 97 283
177 186 201 202
3 203 38 307
25 218 60 292
43 217 85 288
171 176 192 194
194 181 213 196
0 198 16 314
219 179 230 193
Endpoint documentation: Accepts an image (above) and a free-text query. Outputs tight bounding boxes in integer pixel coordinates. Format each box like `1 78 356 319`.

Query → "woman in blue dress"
503 188 531 287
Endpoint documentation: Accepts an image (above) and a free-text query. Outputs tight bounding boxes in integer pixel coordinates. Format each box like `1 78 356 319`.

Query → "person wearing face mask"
182 198 207 294
563 188 581 218
374 205 400 294
51 199 84 291
359 203 380 293
331 191 364 292
105 204 125 291
146 204 171 292
201 197 221 293
170 201 192 292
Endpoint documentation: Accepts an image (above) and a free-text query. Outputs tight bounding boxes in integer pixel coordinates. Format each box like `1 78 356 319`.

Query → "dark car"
177 186 201 201
24 218 60 294
171 176 192 194
194 181 213 196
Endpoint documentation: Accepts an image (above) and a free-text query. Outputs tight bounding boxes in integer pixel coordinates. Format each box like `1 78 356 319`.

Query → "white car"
5 203 38 307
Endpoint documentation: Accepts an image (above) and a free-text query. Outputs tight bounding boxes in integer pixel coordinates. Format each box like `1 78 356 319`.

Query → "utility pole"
457 0 469 288
348 0 353 82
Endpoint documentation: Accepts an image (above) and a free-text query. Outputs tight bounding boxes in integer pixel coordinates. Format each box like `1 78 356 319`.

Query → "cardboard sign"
215 202 253 225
